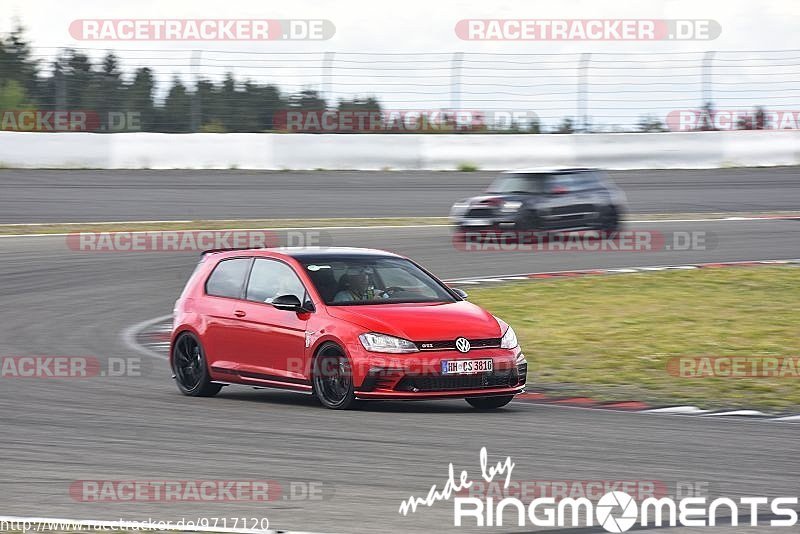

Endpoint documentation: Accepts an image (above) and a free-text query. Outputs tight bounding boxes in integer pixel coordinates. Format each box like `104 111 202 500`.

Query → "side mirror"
452 288 468 300
272 294 306 312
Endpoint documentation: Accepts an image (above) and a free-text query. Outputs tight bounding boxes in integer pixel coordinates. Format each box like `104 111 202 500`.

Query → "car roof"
204 246 403 260
501 166 600 175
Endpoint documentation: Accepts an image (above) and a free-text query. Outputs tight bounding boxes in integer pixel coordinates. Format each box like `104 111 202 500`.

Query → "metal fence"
16 47 800 132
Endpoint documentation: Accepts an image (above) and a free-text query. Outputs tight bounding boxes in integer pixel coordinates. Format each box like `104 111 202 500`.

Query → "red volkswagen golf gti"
171 247 527 409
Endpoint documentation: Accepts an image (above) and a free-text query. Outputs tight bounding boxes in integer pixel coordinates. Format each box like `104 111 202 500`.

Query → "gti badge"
455 337 471 353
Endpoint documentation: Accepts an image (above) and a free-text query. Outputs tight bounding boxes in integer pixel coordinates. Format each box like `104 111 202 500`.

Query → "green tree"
0 79 29 109
126 68 157 131
160 77 192 132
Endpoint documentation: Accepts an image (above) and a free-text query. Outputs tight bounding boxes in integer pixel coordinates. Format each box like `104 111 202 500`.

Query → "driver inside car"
333 267 390 303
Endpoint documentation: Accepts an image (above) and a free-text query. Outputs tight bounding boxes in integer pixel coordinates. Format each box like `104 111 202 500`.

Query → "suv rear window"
205 258 251 298
489 172 599 194
487 174 546 194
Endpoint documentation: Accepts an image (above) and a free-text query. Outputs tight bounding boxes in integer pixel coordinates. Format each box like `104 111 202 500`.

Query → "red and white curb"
513 393 799 423
445 258 800 286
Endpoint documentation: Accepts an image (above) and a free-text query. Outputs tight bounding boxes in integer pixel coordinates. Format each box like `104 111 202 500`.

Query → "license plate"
441 359 493 375
462 219 492 227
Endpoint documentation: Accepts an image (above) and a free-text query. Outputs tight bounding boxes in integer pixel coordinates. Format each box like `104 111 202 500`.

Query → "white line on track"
0 224 450 239
701 410 768 418
644 406 712 415
445 258 800 284
120 314 172 360
771 415 800 422
0 214 798 239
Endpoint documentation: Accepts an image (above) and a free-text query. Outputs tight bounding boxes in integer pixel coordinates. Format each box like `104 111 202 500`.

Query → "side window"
549 174 576 192
205 258 251 299
246 259 306 304
578 172 602 190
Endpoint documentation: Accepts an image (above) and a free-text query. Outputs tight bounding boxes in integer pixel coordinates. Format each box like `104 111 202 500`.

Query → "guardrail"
0 130 797 170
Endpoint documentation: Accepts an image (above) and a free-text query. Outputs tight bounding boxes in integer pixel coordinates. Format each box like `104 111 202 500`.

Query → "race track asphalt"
0 215 797 533
0 167 798 223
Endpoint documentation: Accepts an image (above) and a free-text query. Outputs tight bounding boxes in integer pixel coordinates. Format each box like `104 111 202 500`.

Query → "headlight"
500 325 518 349
359 332 419 353
500 201 522 213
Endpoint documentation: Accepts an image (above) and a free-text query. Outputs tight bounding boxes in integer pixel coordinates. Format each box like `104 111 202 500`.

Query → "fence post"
702 50 715 107
54 61 66 112
451 51 464 112
322 52 335 106
190 50 202 132
578 53 591 132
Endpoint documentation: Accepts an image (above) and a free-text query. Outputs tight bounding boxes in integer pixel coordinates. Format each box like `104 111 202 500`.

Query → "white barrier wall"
0 130 798 170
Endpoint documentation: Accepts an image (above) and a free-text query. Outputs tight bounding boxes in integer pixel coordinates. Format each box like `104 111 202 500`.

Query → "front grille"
416 337 501 351
395 368 518 392
466 208 495 218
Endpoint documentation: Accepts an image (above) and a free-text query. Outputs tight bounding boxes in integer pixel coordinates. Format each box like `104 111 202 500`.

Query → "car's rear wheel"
312 344 357 409
466 395 514 410
172 332 222 397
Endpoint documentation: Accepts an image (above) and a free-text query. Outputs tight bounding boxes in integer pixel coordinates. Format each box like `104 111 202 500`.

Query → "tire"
601 206 620 234
514 211 541 244
312 343 357 410
466 395 515 410
514 210 539 232
171 332 222 397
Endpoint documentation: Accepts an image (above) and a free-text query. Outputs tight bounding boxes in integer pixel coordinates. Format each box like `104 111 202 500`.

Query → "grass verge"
466 266 800 411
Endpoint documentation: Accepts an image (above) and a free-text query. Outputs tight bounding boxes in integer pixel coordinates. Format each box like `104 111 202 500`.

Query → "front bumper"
351 349 528 400
451 214 517 229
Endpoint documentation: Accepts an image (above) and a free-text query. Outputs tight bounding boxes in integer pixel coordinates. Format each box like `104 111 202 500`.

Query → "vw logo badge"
455 337 471 353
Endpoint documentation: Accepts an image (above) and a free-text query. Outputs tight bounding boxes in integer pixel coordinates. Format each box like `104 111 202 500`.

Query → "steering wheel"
379 286 404 297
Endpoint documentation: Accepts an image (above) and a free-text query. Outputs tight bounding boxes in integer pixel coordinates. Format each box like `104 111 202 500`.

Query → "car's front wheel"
171 332 222 397
312 343 357 409
600 205 620 234
466 395 514 410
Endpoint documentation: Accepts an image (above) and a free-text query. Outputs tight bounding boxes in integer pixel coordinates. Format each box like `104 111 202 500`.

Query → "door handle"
234 310 246 318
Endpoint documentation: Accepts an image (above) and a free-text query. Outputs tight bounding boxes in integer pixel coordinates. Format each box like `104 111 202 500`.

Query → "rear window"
205 258 251 299
487 174 547 194
488 172 599 194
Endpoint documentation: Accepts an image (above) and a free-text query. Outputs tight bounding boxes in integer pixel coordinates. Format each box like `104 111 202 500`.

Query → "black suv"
450 167 626 233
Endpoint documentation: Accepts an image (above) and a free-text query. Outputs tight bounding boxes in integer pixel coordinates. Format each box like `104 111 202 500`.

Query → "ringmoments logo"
398 448 799 531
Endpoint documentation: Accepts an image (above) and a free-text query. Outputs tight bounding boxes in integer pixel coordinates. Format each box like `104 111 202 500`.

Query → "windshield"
298 256 456 306
487 173 550 194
